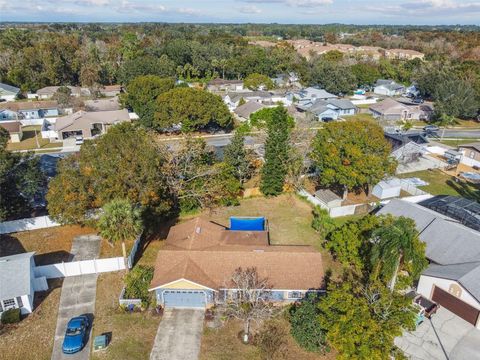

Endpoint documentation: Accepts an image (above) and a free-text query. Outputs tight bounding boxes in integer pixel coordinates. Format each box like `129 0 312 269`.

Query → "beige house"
384 48 425 60
54 109 130 140
369 98 433 122
0 121 23 143
459 142 480 168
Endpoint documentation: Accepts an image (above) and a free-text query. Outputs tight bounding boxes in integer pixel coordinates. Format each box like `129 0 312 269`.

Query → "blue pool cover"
229 217 265 231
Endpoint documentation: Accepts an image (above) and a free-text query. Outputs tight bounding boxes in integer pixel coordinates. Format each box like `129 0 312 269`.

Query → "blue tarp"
229 217 265 231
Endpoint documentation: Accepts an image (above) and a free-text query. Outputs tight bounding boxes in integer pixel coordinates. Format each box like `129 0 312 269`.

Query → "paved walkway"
51 235 101 360
395 307 480 360
150 309 205 360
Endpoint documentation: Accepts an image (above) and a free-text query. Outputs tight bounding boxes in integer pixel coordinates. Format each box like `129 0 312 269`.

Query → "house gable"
150 278 214 292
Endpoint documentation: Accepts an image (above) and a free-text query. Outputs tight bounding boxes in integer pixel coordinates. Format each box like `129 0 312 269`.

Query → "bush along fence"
118 287 142 308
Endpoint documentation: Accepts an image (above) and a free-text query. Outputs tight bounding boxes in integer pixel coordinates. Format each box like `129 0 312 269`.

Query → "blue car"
62 316 90 354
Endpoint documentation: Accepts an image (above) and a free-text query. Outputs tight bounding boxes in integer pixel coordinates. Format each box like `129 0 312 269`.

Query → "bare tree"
220 267 275 343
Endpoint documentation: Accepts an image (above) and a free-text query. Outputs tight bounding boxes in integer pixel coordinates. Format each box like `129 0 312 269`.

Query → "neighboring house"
372 178 401 199
233 101 266 121
370 98 432 122
99 85 122 97
85 97 121 112
458 142 480 168
0 82 20 101
302 98 357 121
207 79 244 92
36 86 88 99
378 199 480 328
0 109 22 121
384 131 429 151
271 72 299 88
149 217 324 309
373 80 405 97
223 91 273 110
53 109 130 140
314 189 343 208
0 100 59 119
290 87 337 107
0 252 48 315
0 121 23 143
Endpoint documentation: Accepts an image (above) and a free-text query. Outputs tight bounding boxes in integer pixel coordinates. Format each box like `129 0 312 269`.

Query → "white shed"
372 179 402 200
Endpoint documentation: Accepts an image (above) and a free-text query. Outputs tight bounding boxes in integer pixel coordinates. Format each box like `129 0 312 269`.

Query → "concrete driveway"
51 235 101 360
395 307 480 360
150 308 205 360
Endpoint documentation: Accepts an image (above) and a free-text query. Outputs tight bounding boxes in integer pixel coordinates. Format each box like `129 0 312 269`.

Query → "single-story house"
374 80 405 96
378 199 480 328
0 252 48 315
84 97 121 112
207 79 244 92
99 85 122 97
314 189 343 208
458 142 480 168
0 100 59 119
0 109 22 121
370 98 433 122
303 99 357 121
36 86 88 99
223 91 273 110
0 121 23 143
234 101 266 121
0 82 20 101
289 87 337 108
149 217 324 308
372 178 401 199
54 109 130 140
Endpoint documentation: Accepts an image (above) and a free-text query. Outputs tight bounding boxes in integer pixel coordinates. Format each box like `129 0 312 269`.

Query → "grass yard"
91 272 162 360
343 113 375 122
6 125 59 152
438 139 478 147
0 279 62 360
398 169 480 200
200 318 336 360
0 225 96 265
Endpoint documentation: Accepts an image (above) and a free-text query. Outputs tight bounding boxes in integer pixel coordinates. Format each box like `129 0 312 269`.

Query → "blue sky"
1 0 479 25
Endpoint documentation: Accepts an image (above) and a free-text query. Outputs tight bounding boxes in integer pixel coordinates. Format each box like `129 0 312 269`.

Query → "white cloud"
368 0 480 16
239 5 262 13
240 0 332 7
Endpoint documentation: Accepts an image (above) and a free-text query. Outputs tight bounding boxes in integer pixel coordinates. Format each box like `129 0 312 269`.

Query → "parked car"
322 117 334 122
412 97 424 104
423 125 439 133
62 316 90 354
408 292 438 326
75 136 84 145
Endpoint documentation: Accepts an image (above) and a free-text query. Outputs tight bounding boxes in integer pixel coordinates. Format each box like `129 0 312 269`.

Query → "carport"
162 290 206 309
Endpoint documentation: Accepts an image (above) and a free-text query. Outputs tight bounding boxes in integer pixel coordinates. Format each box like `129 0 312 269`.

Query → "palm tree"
436 113 456 140
97 199 143 265
370 216 427 292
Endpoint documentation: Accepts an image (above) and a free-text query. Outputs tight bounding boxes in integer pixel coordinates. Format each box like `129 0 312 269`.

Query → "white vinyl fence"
35 257 126 279
0 215 60 234
398 179 429 196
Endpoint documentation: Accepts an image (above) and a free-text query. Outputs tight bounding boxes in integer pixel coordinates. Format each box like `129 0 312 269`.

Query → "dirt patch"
0 279 62 360
0 225 96 265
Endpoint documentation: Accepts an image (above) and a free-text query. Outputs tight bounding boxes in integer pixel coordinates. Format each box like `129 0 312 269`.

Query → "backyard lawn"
398 169 480 200
6 125 59 152
0 279 62 360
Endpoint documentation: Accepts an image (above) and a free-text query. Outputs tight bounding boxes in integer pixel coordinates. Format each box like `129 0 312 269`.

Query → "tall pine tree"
260 106 292 196
223 131 252 184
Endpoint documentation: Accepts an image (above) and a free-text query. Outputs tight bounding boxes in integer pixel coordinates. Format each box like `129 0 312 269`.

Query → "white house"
306 99 357 121
0 252 48 315
372 178 401 199
374 80 405 97
0 83 20 102
290 87 337 108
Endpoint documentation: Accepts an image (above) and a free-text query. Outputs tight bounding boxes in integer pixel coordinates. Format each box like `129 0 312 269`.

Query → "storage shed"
372 179 402 199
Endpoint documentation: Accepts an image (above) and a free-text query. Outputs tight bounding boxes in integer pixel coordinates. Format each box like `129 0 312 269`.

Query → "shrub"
255 319 289 360
1 308 21 324
124 265 154 306
311 206 336 238
289 296 329 353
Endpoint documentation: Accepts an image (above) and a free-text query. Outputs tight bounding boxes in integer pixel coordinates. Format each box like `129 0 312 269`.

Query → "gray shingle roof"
0 82 20 95
378 199 480 265
234 101 265 119
0 252 34 300
314 189 341 203
423 262 480 303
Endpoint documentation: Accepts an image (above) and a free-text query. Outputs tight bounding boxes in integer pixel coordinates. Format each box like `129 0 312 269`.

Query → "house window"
470 151 475 159
3 298 16 310
16 296 23 308
287 291 303 299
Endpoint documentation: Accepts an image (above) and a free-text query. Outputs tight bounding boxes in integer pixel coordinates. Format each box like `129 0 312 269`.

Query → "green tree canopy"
118 55 176 84
260 106 293 196
310 120 396 193
122 75 175 128
154 87 233 132
223 131 253 184
308 61 356 95
351 63 381 87
244 73 274 90
433 77 478 119
47 123 173 224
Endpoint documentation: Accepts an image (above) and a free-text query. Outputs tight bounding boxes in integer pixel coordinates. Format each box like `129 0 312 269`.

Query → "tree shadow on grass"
446 179 480 201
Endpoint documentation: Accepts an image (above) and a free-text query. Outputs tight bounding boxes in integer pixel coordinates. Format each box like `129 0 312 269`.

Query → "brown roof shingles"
0 100 58 111
150 218 324 291
0 121 21 133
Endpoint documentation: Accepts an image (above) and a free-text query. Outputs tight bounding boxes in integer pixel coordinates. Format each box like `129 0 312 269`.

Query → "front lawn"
91 272 162 360
200 318 336 360
342 113 375 122
0 279 62 360
398 169 480 200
